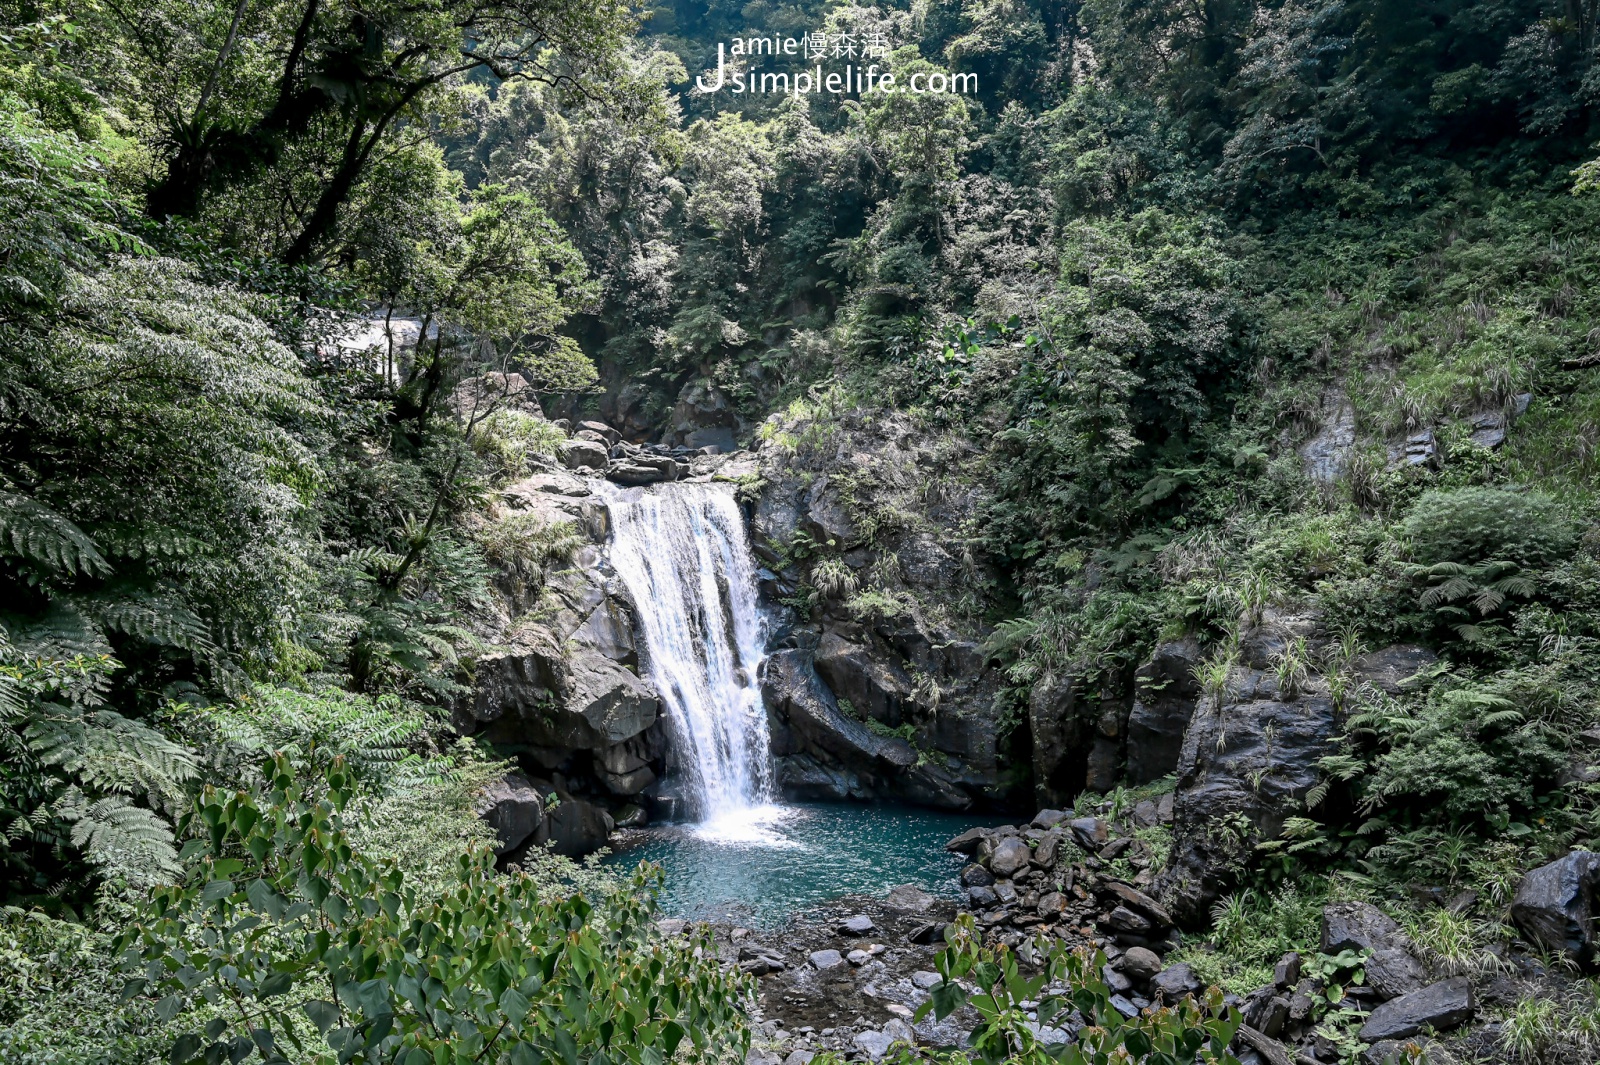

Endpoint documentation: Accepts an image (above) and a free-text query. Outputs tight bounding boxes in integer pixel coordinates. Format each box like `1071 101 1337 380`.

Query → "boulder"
1125 639 1203 785
1365 948 1430 1001
558 438 608 471
1510 850 1600 964
946 827 988 854
1033 828 1066 868
1069 817 1109 851
990 836 1032 878
1152 963 1203 1001
577 420 620 444
475 772 545 856
606 461 678 486
544 797 612 857
1032 809 1070 830
960 863 995 887
1357 977 1473 1042
1118 946 1163 983
1321 902 1408 955
1102 881 1174 928
839 914 876 935
886 884 936 913
809 949 845 971
1037 891 1068 919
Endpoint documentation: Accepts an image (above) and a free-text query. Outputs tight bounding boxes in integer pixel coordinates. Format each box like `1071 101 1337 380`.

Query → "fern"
27 707 197 813
81 589 216 657
55 789 181 886
0 490 110 581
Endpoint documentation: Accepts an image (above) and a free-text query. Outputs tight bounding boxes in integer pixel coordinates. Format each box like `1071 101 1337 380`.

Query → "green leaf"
201 879 235 902
169 1033 201 1064
303 1000 339 1035
930 980 967 1019
500 987 530 1025
156 994 185 1022
258 971 294 998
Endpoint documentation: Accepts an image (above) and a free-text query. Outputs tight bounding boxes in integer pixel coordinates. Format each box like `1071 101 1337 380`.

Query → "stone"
906 922 947 945
1102 881 1174 928
1509 850 1600 964
1104 906 1154 935
462 636 658 752
1272 952 1301 990
1321 902 1407 955
745 1049 780 1065
886 884 936 913
1037 892 1068 919
990 836 1032 878
1362 1039 1441 1065
968 886 998 908
946 827 988 854
612 804 647 829
911 970 942 990
1119 947 1163 983
1125 639 1203 785
852 1031 893 1061
1102 964 1132 994
847 950 871 966
1365 948 1429 1001
808 949 845 971
815 631 912 720
1032 809 1069 830
543 797 612 857
475 772 545 856
783 1052 815 1065
1108 994 1139 1019
1300 394 1356 484
1034 829 1066 869
1351 645 1438 695
1029 675 1082 807
1358 978 1474 1042
558 438 608 471
1152 963 1203 1001
992 880 1018 905
1069 817 1109 851
839 914 876 935
960 863 995 887
606 461 678 486
577 420 619 444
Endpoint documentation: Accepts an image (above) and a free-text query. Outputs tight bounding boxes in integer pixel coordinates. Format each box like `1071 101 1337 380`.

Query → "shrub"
1403 487 1575 568
115 755 752 1065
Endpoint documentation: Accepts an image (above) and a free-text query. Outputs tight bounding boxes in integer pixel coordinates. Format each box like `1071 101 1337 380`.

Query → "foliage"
867 914 1242 1065
116 755 753 1065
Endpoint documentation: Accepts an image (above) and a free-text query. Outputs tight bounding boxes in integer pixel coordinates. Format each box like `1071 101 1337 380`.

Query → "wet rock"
808 949 845 971
1245 994 1289 1038
606 461 679 486
1104 906 1154 935
1157 668 1339 924
461 633 658 752
1028 675 1082 807
814 632 912 723
886 884 936 913
1357 977 1474 1042
1365 948 1429 1001
990 836 1032 878
968 885 998 908
946 827 988 854
839 914 876 935
1102 882 1174 928
1321 902 1408 955
613 804 647 829
1125 639 1203 785
960 863 995 887
475 772 545 856
1510 850 1600 964
1350 645 1438 695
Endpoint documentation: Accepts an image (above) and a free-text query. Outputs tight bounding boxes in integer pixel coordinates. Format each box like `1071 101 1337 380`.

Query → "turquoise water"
601 803 998 927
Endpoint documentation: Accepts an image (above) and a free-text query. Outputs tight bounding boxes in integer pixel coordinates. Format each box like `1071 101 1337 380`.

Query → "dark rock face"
1029 675 1084 807
544 797 614 857
764 650 972 809
750 410 1011 809
1157 665 1340 924
475 772 546 856
1357 977 1474 1042
1510 850 1600 964
664 379 741 452
1350 645 1438 695
1125 639 1203 785
461 636 657 751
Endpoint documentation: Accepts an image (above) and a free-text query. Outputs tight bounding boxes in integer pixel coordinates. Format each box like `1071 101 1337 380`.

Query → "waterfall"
603 482 778 830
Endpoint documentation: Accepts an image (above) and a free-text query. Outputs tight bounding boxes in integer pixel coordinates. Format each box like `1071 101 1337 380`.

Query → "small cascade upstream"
603 482 781 836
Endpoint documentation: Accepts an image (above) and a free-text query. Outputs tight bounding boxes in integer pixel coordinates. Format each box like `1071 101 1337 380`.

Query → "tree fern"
27 706 197 814
81 589 216 658
55 789 181 887
0 491 110 580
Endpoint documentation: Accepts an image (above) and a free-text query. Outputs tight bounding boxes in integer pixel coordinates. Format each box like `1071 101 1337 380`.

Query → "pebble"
847 949 872 965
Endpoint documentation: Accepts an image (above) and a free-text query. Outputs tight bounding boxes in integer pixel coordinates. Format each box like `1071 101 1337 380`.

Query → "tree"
122 0 635 262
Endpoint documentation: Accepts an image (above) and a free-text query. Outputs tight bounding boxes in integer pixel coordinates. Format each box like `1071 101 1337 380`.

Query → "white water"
603 482 785 841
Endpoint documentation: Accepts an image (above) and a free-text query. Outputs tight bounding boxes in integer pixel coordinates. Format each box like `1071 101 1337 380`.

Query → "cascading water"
602 482 780 836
